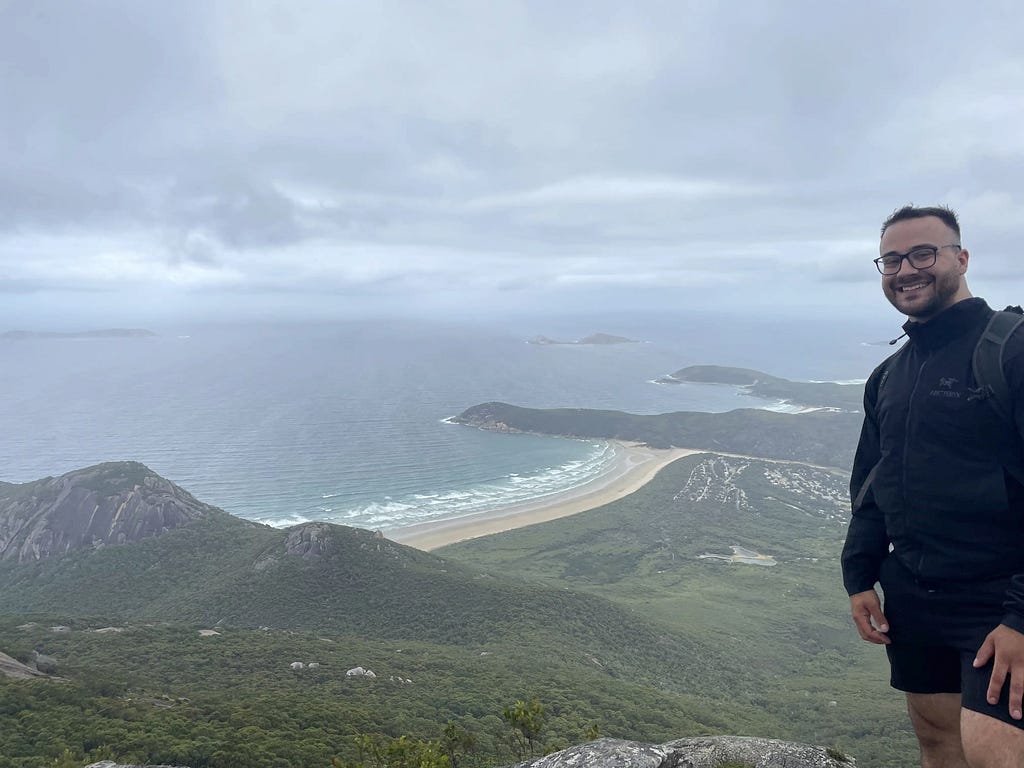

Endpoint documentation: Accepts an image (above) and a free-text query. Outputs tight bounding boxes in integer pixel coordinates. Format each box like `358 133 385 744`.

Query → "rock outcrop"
0 461 218 563
0 650 48 680
507 736 853 768
284 522 334 558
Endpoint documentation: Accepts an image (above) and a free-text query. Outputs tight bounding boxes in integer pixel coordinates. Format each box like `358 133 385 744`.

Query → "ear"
958 247 969 274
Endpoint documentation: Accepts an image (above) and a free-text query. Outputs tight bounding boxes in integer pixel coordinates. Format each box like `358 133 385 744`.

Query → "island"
527 332 638 345
1 328 156 340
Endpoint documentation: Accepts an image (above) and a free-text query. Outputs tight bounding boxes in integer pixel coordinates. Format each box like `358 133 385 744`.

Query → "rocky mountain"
0 462 220 563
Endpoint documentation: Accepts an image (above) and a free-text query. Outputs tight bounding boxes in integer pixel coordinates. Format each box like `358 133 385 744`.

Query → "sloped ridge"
0 461 219 563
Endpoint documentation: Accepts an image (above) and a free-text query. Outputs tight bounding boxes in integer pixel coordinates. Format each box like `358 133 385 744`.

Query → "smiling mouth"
897 282 930 293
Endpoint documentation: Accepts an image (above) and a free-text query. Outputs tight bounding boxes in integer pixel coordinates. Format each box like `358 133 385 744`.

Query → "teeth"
900 283 927 292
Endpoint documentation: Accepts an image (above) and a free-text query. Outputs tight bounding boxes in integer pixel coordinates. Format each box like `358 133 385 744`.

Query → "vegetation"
662 365 863 411
0 451 916 767
439 453 917 767
453 403 860 467
0 618 775 768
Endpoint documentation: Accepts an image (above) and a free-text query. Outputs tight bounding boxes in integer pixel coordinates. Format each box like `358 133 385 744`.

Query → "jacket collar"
902 297 990 350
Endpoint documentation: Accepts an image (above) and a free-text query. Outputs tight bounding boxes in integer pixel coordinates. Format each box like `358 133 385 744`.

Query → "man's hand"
974 624 1024 720
849 589 890 645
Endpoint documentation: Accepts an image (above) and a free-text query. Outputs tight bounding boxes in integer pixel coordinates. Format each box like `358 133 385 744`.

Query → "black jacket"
841 298 1024 631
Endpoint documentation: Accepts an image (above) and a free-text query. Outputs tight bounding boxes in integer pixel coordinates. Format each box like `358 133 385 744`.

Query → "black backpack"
970 305 1024 425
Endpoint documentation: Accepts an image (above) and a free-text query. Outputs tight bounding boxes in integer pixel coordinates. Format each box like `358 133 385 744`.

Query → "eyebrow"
880 243 938 258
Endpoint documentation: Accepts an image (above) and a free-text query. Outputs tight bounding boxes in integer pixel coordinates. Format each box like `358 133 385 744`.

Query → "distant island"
655 364 863 411
527 332 638 345
1 328 156 340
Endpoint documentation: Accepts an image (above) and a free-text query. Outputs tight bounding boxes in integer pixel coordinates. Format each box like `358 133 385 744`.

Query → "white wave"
263 514 312 528
337 440 620 530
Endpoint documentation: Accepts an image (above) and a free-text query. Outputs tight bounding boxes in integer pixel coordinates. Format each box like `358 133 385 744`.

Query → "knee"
909 704 960 748
907 697 963 762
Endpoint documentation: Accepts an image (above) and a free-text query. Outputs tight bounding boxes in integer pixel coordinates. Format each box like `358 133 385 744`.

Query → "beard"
883 267 964 321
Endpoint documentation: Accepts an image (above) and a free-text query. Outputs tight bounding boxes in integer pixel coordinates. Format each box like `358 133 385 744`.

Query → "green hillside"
439 452 916 768
0 494 792 767
454 403 860 468
0 451 914 767
2 514 713 677
0 617 773 768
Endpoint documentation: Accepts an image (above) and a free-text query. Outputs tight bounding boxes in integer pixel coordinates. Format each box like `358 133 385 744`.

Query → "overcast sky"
2 0 1023 329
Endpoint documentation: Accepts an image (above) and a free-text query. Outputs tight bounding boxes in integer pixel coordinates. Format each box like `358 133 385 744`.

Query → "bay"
0 312 892 531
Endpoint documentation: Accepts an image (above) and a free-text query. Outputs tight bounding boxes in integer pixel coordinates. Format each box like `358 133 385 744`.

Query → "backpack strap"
972 308 1024 425
972 306 1024 487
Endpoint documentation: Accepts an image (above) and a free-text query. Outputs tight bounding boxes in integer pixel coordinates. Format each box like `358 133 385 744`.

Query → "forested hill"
0 463 716 679
453 402 861 469
0 461 803 766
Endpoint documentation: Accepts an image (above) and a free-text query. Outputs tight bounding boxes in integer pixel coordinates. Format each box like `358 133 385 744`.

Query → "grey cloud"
3 0 1024 320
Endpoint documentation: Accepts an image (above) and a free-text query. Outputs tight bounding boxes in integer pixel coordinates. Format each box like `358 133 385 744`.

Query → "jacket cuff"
843 574 879 596
1001 613 1024 635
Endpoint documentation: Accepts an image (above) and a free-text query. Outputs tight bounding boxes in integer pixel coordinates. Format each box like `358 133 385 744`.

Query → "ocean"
0 311 894 533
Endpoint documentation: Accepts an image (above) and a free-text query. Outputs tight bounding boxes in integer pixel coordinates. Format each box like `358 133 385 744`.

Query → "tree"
501 698 546 760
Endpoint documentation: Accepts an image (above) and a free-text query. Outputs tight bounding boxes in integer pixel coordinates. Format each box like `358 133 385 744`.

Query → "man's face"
879 216 969 322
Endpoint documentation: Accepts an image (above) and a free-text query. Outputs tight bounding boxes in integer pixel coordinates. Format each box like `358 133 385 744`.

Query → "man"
842 205 1024 767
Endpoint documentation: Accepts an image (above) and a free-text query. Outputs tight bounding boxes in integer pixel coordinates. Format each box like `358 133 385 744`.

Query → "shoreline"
387 442 700 551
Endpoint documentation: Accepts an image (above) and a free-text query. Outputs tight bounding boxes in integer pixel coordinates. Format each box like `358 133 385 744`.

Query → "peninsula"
656 364 863 411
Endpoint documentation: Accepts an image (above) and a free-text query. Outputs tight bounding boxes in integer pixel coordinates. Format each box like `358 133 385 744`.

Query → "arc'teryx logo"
930 376 961 399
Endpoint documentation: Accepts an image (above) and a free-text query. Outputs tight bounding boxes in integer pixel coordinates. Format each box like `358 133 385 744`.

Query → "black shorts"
879 555 1024 728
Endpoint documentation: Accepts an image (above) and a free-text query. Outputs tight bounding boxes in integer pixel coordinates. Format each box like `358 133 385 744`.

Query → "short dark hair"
881 205 961 239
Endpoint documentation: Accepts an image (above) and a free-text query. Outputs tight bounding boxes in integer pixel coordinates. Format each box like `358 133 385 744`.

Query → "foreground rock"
507 736 853 768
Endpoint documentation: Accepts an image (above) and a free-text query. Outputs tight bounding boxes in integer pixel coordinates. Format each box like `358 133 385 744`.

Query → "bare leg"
961 708 1024 768
906 693 968 768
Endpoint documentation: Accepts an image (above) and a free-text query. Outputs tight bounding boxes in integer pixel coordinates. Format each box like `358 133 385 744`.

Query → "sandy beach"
387 442 701 551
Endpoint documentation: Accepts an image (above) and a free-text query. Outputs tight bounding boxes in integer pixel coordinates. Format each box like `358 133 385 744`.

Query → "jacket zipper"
903 352 929 576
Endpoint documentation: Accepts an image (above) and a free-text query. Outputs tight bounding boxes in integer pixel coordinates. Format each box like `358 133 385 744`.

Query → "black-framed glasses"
874 243 961 275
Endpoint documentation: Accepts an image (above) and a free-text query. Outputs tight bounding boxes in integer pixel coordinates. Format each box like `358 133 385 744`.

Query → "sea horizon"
1 311 892 533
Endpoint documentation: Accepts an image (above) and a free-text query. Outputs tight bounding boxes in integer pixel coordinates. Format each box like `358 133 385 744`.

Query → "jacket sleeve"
1001 328 1024 632
841 371 890 595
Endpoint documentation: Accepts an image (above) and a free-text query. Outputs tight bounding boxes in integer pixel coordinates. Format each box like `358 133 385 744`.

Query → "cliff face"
0 461 217 563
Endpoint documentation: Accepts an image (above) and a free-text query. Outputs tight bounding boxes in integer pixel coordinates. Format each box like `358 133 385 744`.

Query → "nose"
894 255 921 276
